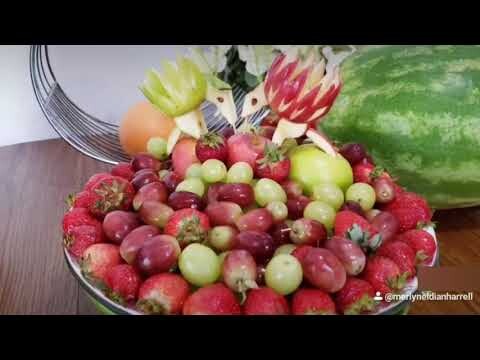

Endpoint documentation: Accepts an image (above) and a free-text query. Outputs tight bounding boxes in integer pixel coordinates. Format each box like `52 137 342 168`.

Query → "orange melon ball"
119 101 176 156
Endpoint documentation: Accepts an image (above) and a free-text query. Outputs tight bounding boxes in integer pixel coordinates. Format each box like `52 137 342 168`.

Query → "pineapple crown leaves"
199 132 225 149
256 143 287 168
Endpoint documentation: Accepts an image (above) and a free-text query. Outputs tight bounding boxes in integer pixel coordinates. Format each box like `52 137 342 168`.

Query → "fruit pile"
62 126 437 315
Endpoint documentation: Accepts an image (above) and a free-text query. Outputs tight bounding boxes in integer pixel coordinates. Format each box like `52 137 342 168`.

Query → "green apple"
288 144 353 195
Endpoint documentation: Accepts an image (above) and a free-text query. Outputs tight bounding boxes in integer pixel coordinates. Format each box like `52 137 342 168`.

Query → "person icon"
373 291 383 301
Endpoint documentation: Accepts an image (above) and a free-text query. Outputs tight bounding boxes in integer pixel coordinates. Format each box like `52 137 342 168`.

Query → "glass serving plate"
64 226 439 315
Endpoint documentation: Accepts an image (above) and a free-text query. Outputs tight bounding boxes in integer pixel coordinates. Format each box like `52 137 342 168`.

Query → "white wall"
0 45 190 147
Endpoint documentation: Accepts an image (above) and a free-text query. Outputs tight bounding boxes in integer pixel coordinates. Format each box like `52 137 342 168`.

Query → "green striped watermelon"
321 45 480 209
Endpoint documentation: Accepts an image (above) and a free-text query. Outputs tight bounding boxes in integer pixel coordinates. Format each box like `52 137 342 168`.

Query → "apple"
288 144 353 195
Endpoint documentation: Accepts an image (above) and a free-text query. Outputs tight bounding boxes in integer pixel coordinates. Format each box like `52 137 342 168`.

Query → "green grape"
226 162 253 184
176 178 205 197
266 201 288 222
179 244 220 287
201 159 227 183
304 201 336 230
312 183 345 211
345 183 376 211
186 163 203 178
274 244 297 257
254 179 287 207
265 254 303 295
147 137 168 160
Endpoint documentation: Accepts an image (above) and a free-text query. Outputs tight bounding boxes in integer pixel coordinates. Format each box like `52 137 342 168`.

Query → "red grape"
131 153 162 172
339 201 365 217
120 225 159 264
302 248 346 293
220 126 235 139
373 178 396 204
168 191 205 211
371 211 400 244
290 218 327 247
131 169 160 190
162 171 183 193
281 180 303 199
135 235 181 276
256 265 266 285
258 125 275 140
139 201 174 229
133 182 168 211
205 201 243 226
236 208 273 233
339 143 367 166
286 196 311 220
102 211 140 244
325 236 366 276
235 231 275 265
206 182 224 204
217 183 254 207
270 222 291 248
222 250 258 296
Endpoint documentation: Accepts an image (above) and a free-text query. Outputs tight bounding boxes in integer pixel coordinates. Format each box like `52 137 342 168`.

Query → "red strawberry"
104 264 142 304
64 225 104 259
396 229 437 265
84 173 113 192
377 241 416 278
362 256 407 296
182 283 241 315
292 289 336 315
255 143 290 183
334 210 381 251
243 287 290 315
335 277 376 315
66 191 95 209
111 162 135 181
62 207 101 234
88 176 135 218
195 133 228 163
164 209 210 248
352 160 375 183
81 243 121 284
137 273 190 315
382 192 432 232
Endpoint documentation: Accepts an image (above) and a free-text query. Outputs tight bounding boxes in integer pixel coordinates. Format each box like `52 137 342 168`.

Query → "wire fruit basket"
30 45 269 164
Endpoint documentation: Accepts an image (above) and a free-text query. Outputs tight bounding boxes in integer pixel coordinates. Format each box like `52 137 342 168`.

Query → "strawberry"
243 287 290 315
164 209 210 248
292 289 336 315
62 207 101 234
195 133 228 163
104 264 142 304
377 241 416 278
64 225 104 259
334 210 381 251
137 273 190 315
362 256 408 296
88 176 135 218
396 229 437 265
352 160 375 184
111 162 135 181
84 173 112 192
66 191 95 209
382 192 432 232
182 283 241 315
81 243 121 284
335 277 376 315
255 143 290 183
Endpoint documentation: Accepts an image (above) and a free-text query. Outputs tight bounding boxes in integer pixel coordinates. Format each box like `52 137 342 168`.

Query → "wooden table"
1 139 479 315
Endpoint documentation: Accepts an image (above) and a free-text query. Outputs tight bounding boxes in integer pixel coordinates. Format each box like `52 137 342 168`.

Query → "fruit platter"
61 45 440 315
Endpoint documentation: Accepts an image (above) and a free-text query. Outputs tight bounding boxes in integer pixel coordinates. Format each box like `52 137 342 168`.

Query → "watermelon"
321 45 480 210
